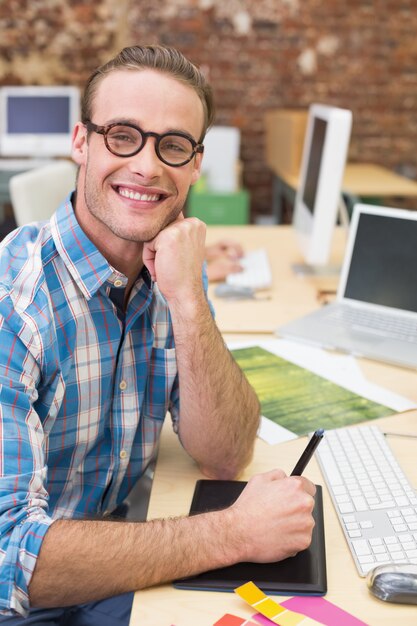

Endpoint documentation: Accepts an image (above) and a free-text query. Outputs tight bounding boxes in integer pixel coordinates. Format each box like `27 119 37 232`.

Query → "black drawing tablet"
174 479 327 595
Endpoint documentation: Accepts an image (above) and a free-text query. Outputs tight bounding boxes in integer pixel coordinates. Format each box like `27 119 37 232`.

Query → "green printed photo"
231 346 394 436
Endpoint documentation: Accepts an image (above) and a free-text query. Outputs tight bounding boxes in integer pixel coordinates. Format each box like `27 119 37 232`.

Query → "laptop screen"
344 210 417 314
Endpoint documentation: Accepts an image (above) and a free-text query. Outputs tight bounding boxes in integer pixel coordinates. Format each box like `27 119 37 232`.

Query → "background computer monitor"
292 103 352 271
0 86 80 158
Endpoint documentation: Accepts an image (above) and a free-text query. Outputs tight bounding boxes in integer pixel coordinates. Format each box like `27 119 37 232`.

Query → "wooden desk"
129 224 417 625
272 162 417 222
0 159 56 223
204 225 417 404
280 163 417 198
205 224 346 334
0 168 20 222
130 411 417 626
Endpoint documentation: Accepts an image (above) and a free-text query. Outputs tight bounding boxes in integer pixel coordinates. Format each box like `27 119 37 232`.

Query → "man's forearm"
169 295 260 479
30 510 237 608
29 468 317 609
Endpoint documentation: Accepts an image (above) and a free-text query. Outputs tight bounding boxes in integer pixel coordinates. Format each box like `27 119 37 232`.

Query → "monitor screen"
292 103 352 268
7 96 71 134
302 118 327 215
0 86 80 158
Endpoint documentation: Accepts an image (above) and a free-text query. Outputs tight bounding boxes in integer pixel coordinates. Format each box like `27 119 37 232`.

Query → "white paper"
258 416 298 445
229 338 417 445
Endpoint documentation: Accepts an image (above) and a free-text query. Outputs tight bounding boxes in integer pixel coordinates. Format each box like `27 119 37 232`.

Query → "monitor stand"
291 196 350 277
291 262 341 277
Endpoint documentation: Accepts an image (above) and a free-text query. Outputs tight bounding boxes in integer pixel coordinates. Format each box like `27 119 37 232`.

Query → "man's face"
72 69 204 245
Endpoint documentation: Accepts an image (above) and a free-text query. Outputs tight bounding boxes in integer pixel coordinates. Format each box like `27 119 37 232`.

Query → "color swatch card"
234 582 323 626
233 582 368 626
213 614 259 626
281 596 367 626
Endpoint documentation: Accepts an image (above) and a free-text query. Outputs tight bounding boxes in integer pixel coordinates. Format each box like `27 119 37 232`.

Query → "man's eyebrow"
100 118 199 140
100 118 138 127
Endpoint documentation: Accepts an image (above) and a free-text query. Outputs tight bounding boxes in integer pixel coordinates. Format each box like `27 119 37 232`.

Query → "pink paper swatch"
252 596 368 626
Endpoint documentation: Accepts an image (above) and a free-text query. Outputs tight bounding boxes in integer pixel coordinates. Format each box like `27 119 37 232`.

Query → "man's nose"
126 138 164 178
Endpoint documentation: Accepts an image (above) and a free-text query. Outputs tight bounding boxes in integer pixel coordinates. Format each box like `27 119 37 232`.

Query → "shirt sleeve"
202 261 215 318
0 304 55 617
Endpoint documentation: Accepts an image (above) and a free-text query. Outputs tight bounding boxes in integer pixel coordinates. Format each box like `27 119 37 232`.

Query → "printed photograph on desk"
231 346 394 436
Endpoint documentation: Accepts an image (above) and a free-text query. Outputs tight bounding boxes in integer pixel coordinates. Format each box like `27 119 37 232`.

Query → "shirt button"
119 380 127 390
120 449 127 459
114 279 123 287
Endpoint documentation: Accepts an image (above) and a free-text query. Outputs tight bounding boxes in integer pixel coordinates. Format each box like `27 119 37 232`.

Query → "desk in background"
0 168 21 222
271 162 417 223
0 158 56 222
204 224 417 404
129 224 417 626
129 411 417 626
205 224 344 334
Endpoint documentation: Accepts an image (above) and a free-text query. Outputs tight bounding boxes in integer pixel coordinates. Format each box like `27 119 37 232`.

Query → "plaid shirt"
0 196 200 616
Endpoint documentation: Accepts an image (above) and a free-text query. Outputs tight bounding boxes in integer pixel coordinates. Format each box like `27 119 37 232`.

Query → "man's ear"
190 151 203 186
71 122 88 166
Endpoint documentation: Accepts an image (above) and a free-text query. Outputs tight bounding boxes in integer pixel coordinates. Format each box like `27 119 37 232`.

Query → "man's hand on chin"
142 214 207 303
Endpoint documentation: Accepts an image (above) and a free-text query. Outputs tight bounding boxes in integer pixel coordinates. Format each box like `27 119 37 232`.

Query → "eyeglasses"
85 121 204 167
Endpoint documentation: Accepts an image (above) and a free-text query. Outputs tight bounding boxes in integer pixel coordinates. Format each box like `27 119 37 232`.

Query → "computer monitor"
0 86 80 158
292 103 352 272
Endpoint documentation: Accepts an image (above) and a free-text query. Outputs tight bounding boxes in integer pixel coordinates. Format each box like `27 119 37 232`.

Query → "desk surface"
204 225 417 405
130 224 417 625
130 411 417 626
205 224 345 335
277 162 417 198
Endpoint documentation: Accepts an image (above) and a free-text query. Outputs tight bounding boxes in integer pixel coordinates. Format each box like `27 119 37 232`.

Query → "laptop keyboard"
226 248 272 290
324 306 417 343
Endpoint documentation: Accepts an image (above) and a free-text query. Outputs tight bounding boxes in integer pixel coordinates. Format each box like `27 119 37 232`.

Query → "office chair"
9 160 77 227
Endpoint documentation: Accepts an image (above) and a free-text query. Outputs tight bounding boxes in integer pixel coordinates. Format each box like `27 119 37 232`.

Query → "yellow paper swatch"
234 582 324 626
235 581 266 605
278 611 308 626
257 598 286 619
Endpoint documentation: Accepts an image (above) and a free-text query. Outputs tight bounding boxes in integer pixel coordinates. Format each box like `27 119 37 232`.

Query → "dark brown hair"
81 45 215 140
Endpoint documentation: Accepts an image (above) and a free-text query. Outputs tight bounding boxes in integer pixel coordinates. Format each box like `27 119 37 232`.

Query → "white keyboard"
316 425 417 576
226 248 272 290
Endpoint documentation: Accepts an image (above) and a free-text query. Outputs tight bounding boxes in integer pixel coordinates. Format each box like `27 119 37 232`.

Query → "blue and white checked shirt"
0 196 204 615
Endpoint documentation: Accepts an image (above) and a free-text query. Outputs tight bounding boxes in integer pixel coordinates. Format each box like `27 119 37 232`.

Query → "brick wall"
2 0 417 221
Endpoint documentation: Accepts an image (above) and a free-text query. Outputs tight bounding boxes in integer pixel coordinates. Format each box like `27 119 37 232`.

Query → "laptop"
277 203 417 370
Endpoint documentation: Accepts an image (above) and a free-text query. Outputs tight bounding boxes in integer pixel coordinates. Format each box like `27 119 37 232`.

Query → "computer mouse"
214 283 256 300
367 563 417 604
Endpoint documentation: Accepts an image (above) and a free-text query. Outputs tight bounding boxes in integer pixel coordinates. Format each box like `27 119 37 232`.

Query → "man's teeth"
118 188 160 201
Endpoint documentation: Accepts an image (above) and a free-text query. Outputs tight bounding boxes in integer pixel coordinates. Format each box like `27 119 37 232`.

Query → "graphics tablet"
174 479 327 595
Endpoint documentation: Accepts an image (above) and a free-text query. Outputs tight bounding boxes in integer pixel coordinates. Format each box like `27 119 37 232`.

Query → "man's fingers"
142 243 156 280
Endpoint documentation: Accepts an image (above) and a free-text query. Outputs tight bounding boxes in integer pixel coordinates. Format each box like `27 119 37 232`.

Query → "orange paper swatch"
235 582 324 626
213 614 260 626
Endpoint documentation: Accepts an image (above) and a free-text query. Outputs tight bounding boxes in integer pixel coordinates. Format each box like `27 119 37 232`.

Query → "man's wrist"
167 291 213 336
203 506 248 568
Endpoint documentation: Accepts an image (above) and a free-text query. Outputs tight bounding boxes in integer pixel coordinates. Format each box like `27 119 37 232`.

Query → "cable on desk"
383 432 417 439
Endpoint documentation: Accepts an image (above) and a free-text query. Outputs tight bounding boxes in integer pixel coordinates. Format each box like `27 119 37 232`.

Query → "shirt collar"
51 194 148 300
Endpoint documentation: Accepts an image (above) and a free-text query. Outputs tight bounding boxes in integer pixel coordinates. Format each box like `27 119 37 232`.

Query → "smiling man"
0 46 316 625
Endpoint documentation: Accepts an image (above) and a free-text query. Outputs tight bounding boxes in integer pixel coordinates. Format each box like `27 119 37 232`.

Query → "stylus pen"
290 429 325 476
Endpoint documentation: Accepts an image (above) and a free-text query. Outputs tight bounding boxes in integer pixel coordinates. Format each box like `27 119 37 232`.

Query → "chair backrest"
9 160 77 227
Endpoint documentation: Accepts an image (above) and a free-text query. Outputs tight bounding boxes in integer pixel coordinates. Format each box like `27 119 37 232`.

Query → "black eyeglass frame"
84 120 204 167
